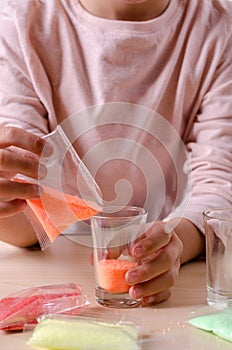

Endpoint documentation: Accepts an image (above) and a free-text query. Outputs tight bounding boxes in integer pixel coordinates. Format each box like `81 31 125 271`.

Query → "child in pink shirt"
0 0 232 305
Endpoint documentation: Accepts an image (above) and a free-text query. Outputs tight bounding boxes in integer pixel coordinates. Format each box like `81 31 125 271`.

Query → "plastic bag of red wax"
16 125 102 250
0 283 90 331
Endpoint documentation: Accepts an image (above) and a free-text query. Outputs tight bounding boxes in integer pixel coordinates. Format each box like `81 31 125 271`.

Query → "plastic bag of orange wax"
16 125 102 250
0 283 90 331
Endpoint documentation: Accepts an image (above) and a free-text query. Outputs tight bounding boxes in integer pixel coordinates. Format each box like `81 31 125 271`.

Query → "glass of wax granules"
203 208 232 308
90 206 147 308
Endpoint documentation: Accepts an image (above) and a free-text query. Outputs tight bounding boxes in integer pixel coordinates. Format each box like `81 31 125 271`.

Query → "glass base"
207 286 232 308
95 287 142 308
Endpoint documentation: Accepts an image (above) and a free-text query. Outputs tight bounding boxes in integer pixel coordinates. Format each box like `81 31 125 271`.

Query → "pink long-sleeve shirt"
0 0 232 232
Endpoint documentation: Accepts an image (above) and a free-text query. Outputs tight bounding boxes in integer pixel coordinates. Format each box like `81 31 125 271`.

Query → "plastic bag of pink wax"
0 283 89 331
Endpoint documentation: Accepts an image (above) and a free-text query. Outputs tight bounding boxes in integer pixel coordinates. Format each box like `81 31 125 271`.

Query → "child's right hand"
0 126 51 217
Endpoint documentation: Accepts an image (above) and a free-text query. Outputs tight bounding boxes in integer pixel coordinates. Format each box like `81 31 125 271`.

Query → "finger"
131 222 173 260
142 289 172 305
89 251 94 265
0 127 52 156
0 199 27 217
92 247 122 261
0 149 47 179
0 179 41 200
126 234 182 285
128 262 179 301
106 246 124 259
0 170 16 179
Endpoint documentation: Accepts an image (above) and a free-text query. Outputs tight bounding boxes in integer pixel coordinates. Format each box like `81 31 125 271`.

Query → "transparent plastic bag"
27 314 142 350
0 283 89 331
187 306 232 343
16 125 102 250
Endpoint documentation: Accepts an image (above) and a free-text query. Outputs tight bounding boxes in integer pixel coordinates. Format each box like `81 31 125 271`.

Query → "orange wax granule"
97 259 138 293
27 186 100 242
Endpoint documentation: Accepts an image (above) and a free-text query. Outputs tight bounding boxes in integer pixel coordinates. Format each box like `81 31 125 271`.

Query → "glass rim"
203 208 232 221
91 205 147 219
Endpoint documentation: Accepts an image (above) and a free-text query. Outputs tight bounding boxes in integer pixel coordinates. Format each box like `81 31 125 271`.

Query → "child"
0 0 231 305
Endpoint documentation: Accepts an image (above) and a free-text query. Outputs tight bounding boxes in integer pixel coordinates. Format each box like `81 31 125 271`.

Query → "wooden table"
0 234 231 350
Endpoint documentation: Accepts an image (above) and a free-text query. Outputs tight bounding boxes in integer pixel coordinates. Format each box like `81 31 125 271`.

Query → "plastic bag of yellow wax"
188 306 232 343
16 125 102 250
27 314 141 350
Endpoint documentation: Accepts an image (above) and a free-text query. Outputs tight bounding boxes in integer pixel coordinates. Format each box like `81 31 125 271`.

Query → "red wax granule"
0 290 81 331
97 259 138 293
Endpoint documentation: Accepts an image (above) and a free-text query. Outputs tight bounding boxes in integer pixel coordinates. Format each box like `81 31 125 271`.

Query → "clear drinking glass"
203 208 232 308
90 206 147 308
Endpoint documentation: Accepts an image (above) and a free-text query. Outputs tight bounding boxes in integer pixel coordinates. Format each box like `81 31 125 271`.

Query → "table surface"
0 234 231 350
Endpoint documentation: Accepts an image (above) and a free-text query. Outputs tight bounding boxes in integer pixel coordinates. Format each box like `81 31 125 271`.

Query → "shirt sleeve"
182 26 232 233
0 2 49 135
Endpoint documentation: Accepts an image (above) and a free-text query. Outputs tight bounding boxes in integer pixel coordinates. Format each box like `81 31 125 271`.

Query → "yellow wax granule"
27 318 140 350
